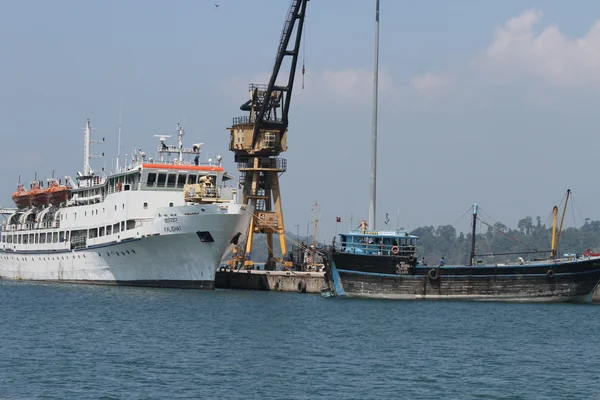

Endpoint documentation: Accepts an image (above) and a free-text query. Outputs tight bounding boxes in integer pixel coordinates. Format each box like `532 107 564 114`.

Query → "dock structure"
215 269 325 294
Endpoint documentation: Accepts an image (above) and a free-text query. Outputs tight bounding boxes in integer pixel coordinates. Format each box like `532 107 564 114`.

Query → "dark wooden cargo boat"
322 195 600 303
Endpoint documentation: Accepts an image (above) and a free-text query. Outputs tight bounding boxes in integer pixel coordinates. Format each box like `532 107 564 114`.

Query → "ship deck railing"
339 242 417 256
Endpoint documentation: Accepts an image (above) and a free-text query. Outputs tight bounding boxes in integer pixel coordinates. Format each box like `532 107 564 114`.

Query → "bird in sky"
215 3 220 7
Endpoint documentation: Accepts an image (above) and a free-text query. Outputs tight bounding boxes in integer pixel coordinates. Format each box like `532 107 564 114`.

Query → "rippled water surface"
1 280 599 399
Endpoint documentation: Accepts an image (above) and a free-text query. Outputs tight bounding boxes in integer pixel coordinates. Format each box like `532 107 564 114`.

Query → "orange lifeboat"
46 179 70 206
11 183 30 209
29 181 49 208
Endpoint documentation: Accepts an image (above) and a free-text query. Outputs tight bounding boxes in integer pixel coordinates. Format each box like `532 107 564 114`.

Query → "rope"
476 214 538 252
450 206 473 229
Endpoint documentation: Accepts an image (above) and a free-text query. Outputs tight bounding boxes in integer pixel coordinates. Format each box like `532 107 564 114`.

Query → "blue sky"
3 1 600 242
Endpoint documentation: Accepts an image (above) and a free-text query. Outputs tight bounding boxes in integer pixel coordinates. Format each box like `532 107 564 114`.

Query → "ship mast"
83 119 92 177
80 118 104 182
469 204 477 266
368 0 380 230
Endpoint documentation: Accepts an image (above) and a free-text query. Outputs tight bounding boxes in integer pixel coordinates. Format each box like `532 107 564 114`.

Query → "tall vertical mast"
312 201 319 245
469 204 477 266
83 119 91 176
368 0 380 230
116 101 122 172
177 123 184 162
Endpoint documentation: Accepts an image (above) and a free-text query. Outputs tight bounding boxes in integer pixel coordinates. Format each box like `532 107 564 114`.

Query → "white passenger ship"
0 119 252 289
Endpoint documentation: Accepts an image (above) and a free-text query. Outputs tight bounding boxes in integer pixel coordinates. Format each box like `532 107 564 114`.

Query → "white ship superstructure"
0 120 252 288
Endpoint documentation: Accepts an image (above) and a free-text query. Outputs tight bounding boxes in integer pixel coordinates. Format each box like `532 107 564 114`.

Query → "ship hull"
0 204 252 289
324 253 600 303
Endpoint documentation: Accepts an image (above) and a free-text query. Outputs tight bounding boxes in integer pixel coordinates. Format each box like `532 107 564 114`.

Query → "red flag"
336 217 341 223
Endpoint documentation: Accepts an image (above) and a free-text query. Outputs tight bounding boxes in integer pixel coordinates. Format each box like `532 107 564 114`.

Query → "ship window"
126 220 135 230
85 211 87 217
39 233 45 244
1 236 5 243
53 232 58 243
122 204 125 210
35 234 39 244
23 235 28 244
143 202 148 209
187 174 197 184
113 223 120 233
106 225 112 235
7 236 12 244
99 227 105 237
177 174 187 188
167 174 176 188
18 235 21 244
89 228 98 239
121 221 125 231
147 173 157 186
169 202 173 207
65 231 69 241
157 173 166 187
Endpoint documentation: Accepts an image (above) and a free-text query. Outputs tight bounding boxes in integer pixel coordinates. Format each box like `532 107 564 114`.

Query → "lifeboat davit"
11 183 30 209
46 179 70 206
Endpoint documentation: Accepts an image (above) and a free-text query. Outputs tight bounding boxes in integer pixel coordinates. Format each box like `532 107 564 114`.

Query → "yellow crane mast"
227 0 309 270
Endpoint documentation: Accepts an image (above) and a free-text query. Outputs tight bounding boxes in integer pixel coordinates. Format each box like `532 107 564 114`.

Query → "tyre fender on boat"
547 269 555 278
391 246 399 255
219 266 227 273
428 268 439 280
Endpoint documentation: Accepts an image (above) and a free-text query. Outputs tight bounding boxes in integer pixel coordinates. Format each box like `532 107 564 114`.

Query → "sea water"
1 280 599 399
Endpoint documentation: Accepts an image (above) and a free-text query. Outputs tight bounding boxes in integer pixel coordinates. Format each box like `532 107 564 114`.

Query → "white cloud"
481 9 600 86
410 73 455 96
314 68 392 101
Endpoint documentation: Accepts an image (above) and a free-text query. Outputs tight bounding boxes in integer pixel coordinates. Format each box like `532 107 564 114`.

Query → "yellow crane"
227 0 309 270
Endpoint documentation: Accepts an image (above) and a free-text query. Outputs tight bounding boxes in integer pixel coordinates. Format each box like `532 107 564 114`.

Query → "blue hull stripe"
330 262 346 296
0 238 141 255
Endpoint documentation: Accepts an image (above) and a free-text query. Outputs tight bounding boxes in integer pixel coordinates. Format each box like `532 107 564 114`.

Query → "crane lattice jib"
249 0 308 145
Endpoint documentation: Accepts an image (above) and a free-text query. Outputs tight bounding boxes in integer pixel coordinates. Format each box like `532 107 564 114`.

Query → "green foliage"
414 217 600 265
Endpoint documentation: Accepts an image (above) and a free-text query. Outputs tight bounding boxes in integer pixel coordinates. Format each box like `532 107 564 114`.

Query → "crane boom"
256 0 308 132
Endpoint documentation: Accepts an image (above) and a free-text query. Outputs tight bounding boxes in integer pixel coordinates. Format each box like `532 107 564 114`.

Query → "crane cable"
301 16 306 89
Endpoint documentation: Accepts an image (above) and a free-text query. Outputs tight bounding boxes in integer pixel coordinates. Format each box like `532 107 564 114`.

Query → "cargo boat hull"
324 254 600 303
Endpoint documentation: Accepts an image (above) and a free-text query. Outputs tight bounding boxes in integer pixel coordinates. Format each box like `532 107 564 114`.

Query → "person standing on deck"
439 257 445 267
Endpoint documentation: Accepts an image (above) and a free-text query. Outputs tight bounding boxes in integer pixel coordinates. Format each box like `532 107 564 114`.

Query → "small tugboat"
322 194 600 303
